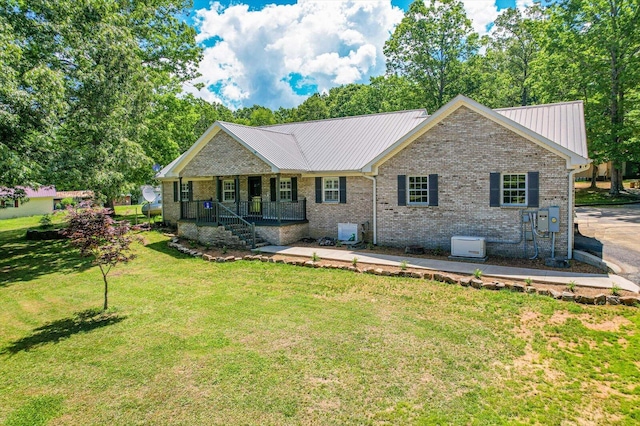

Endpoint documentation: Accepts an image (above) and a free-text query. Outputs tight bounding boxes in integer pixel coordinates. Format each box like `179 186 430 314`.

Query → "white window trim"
279 178 292 202
323 177 340 203
407 175 429 206
501 173 528 207
222 179 236 202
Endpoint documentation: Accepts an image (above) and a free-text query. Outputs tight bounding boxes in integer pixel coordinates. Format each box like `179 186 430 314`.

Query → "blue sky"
184 0 524 109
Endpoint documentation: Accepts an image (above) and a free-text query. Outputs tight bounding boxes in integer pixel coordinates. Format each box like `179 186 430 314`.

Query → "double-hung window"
180 183 191 202
408 176 429 205
502 173 527 206
323 178 339 203
280 178 292 201
223 180 236 202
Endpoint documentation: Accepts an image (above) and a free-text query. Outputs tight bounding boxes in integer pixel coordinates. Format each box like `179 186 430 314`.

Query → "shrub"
567 281 577 293
612 284 621 296
473 269 483 279
352 257 358 267
39 214 54 229
60 197 76 208
400 260 408 271
311 252 320 262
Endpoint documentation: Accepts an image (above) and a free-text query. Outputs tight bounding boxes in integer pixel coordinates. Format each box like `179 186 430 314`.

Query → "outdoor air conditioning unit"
451 236 486 258
338 223 360 243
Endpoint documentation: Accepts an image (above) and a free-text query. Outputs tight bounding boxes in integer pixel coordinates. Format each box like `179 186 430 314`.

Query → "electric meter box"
537 209 549 232
548 206 560 233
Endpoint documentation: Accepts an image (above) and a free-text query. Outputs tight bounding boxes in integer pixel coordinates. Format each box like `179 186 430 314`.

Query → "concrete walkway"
256 245 640 293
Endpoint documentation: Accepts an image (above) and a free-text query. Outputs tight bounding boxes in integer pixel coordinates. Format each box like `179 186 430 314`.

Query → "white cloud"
460 0 499 36
186 1 404 109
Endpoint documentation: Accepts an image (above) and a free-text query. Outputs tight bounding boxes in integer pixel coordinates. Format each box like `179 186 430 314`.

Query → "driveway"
575 204 640 284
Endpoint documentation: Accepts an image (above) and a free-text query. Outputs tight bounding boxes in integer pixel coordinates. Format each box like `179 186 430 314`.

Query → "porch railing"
181 200 256 248
181 199 306 224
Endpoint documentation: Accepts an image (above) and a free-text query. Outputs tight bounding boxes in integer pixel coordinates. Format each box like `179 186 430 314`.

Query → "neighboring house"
54 190 94 208
156 95 590 260
0 186 56 219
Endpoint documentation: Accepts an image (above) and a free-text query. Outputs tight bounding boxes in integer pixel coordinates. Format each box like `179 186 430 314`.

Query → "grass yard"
1 216 640 424
575 181 640 206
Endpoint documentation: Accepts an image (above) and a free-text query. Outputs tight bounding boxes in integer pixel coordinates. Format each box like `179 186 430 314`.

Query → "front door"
248 176 262 218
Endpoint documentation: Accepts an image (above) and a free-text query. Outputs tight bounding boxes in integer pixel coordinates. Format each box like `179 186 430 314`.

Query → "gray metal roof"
219 122 309 170
157 97 588 178
264 110 428 171
496 101 588 159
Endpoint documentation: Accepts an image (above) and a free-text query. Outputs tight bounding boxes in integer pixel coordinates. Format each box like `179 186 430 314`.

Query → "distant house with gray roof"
156 95 589 260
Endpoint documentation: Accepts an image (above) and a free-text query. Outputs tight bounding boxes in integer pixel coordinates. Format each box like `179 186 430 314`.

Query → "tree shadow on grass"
0 229 92 287
144 240 195 259
2 308 126 355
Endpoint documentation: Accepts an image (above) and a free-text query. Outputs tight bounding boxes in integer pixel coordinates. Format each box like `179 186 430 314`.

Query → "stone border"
167 239 639 308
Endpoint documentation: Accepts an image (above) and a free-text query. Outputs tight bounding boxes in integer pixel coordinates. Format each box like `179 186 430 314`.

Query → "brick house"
156 95 589 259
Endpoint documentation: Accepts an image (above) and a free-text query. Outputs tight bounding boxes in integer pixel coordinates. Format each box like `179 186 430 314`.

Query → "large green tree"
1 0 201 203
546 0 640 194
384 0 479 112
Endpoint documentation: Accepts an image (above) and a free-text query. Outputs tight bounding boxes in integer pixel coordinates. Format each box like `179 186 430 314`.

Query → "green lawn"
1 216 639 424
575 186 640 206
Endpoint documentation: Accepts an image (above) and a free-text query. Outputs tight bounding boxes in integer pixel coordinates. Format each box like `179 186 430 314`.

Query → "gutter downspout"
363 175 377 245
567 167 580 260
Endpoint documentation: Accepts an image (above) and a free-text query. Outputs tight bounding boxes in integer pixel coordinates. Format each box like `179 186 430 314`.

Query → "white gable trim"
161 122 280 178
362 95 589 173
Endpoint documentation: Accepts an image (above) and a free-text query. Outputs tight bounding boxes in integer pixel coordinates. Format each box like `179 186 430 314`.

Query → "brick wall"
256 222 309 245
376 106 570 258
299 176 374 241
162 182 179 224
180 132 272 177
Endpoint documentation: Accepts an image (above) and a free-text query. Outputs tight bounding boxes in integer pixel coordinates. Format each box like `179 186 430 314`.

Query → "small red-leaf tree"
64 206 140 310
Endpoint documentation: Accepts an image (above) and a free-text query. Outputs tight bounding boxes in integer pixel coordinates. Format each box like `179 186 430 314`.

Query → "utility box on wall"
338 223 359 243
548 206 560 233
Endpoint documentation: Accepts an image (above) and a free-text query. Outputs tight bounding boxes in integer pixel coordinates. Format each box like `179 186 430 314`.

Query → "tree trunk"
102 273 109 311
590 165 598 189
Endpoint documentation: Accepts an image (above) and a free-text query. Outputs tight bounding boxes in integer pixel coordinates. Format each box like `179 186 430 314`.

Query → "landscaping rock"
620 296 640 306
409 271 423 279
422 272 434 280
434 273 457 284
202 254 213 261
525 286 536 294
363 268 375 274
216 257 225 263
275 259 285 264
459 278 470 287
260 256 269 262
481 282 498 290
575 295 595 305
470 279 483 289
511 284 525 293
606 295 620 305
536 288 550 296
225 256 236 262
495 282 506 290
347 266 357 272
561 291 575 302
390 271 401 277
594 294 607 305
549 289 563 299
243 255 254 260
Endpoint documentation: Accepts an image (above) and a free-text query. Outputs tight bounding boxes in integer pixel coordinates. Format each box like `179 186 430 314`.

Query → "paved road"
575 204 640 284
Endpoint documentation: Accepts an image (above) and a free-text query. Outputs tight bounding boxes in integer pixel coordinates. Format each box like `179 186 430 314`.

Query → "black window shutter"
234 176 240 202
270 178 276 202
397 175 406 206
173 181 178 202
292 177 298 201
339 177 347 204
315 177 322 203
528 171 539 207
216 178 222 202
429 174 438 206
489 173 501 207
188 181 193 201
